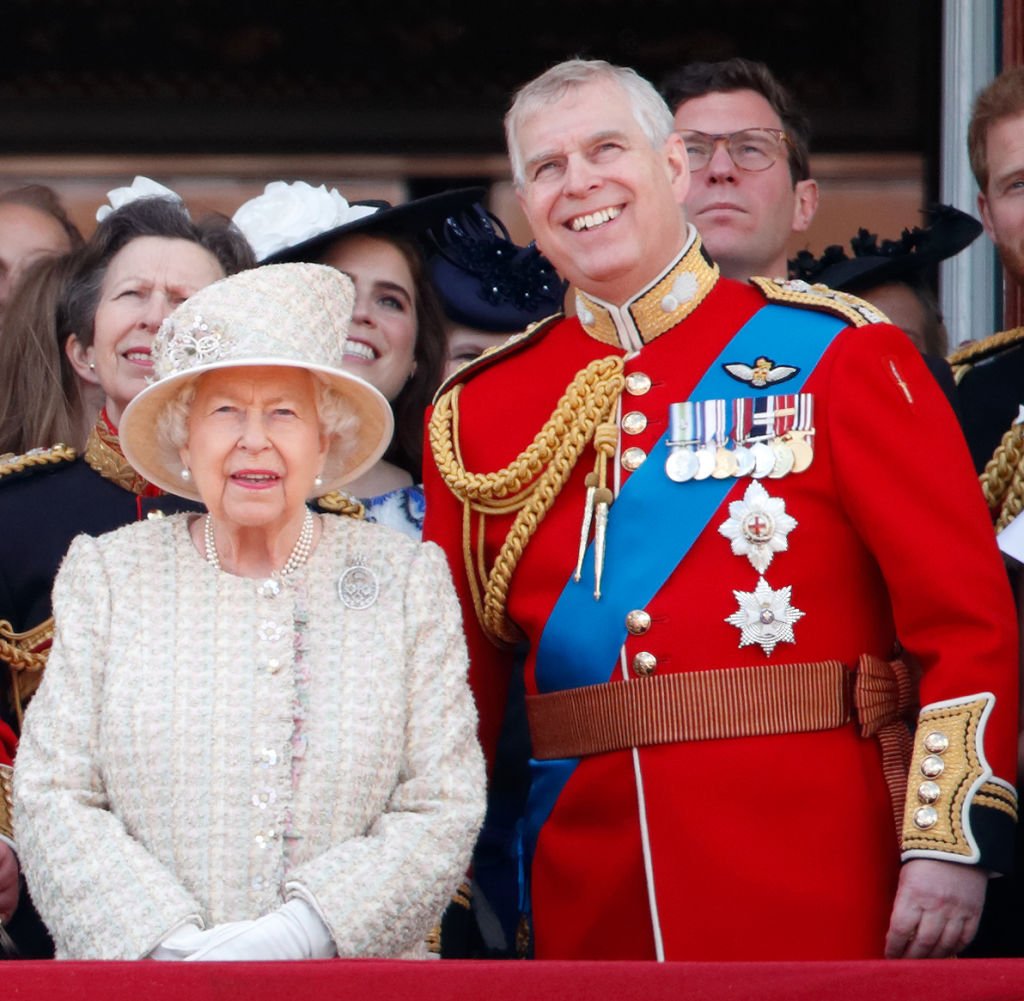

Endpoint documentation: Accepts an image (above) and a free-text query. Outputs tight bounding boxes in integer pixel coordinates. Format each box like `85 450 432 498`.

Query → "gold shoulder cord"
948 327 1024 531
315 491 366 520
0 617 53 728
948 326 1024 385
0 443 76 478
430 355 625 645
981 423 1024 531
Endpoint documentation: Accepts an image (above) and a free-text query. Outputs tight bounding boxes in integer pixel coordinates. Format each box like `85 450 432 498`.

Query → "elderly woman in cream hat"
13 263 485 961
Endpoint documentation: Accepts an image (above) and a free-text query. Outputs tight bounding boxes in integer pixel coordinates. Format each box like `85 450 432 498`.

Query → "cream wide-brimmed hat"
120 263 394 502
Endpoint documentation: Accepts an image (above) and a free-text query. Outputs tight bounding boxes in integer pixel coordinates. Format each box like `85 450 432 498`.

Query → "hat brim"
815 208 984 293
119 359 394 502
260 187 486 265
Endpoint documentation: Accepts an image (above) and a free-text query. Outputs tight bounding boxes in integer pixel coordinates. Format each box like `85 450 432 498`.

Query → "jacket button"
632 651 657 676
625 372 652 395
621 447 646 471
625 609 651 635
621 411 648 435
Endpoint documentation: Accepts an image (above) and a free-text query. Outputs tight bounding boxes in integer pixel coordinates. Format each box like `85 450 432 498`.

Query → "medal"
785 430 814 473
694 445 716 480
750 442 775 478
712 445 738 479
768 440 795 478
725 576 805 656
665 448 698 482
785 395 816 473
718 480 798 573
665 401 698 482
732 445 755 477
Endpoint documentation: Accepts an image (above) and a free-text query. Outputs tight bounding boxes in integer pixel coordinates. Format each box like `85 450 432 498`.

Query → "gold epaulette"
0 443 76 483
750 276 888 329
431 313 563 404
314 492 366 519
0 616 53 728
948 326 1024 384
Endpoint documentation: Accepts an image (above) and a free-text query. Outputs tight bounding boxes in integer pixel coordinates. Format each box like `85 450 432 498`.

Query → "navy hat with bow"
427 204 567 333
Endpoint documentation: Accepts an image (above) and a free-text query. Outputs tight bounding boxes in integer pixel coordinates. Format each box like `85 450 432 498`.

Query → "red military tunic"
423 235 1018 961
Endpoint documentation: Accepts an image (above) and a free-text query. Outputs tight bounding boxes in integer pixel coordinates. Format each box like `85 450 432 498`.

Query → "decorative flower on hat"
232 181 379 262
96 176 185 223
153 312 236 380
718 480 796 573
725 576 805 656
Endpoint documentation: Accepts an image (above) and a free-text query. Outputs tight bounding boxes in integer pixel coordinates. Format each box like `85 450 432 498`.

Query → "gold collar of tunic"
574 227 719 351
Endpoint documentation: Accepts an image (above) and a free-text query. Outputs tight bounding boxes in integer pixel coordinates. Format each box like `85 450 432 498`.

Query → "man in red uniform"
423 59 1018 961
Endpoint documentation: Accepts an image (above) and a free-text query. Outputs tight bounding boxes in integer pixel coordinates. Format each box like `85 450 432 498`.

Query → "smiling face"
181 366 328 534
674 89 818 280
66 236 225 426
513 78 690 305
319 234 418 403
978 111 1024 285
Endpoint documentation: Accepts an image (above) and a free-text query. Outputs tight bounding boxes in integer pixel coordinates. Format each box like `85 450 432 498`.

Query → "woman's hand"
0 842 19 925
184 900 334 962
885 858 987 958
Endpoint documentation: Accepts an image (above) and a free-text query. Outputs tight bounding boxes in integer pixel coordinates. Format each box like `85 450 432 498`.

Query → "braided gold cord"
980 423 1024 530
429 356 626 644
0 621 50 672
948 326 1024 368
315 491 366 520
0 443 76 478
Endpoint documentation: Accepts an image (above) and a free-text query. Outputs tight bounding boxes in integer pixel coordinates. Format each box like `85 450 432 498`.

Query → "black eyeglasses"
677 128 792 172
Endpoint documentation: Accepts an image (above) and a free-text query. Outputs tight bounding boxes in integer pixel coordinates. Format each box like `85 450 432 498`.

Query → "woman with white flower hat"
13 262 486 960
233 181 479 539
0 181 253 958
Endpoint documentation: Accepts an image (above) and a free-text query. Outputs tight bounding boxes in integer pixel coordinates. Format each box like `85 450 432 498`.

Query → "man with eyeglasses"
662 58 818 281
423 58 1017 962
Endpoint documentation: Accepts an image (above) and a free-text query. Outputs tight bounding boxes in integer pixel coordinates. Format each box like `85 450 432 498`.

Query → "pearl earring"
180 468 191 482
313 475 324 489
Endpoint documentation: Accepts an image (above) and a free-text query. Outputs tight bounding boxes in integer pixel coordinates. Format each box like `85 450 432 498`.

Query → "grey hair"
157 370 359 478
505 58 676 188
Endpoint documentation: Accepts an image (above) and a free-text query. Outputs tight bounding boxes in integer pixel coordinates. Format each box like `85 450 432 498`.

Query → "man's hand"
885 858 987 958
0 842 20 925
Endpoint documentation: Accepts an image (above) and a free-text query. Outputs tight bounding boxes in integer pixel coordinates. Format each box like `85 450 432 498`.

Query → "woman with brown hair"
0 252 98 455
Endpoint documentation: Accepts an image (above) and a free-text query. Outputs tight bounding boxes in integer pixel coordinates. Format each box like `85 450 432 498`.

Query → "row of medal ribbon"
665 392 815 482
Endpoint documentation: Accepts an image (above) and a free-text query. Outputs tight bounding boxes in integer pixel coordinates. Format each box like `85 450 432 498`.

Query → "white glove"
184 899 335 962
149 920 259 960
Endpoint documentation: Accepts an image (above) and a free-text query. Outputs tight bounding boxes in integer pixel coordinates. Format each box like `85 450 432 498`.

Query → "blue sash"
522 304 846 873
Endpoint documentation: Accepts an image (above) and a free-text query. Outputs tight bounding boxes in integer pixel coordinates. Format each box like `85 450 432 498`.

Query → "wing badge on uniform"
723 357 799 389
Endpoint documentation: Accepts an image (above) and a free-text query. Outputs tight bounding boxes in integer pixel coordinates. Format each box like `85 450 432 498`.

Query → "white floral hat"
120 263 393 501
233 180 484 264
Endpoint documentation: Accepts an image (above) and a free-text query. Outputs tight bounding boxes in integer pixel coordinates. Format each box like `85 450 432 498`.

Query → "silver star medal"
725 576 805 655
338 556 379 610
717 481 796 573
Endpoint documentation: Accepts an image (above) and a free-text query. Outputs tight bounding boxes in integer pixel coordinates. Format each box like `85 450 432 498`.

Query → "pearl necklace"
204 508 315 577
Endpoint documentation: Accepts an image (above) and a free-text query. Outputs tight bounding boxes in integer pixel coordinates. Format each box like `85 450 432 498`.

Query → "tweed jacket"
14 513 485 960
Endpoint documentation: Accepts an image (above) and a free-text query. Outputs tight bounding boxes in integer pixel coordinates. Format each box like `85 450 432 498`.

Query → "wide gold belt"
526 654 914 829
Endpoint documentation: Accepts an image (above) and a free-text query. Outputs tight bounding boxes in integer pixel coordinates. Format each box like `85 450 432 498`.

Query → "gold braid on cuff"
901 694 1012 861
